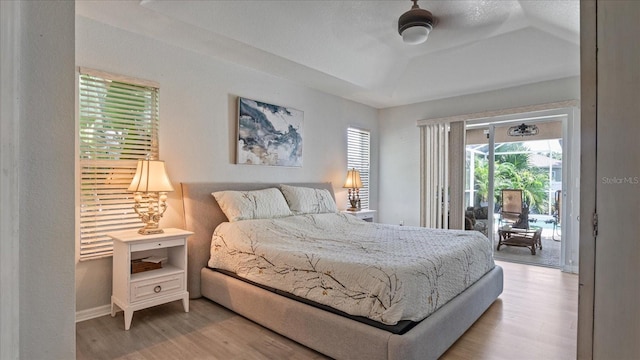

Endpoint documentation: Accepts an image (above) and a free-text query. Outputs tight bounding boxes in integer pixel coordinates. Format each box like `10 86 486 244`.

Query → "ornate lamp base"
137 220 164 235
346 197 359 211
138 226 164 235
133 191 168 235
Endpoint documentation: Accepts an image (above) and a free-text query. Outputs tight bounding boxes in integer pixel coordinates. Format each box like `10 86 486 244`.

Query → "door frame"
463 102 580 272
577 1 596 357
0 1 21 358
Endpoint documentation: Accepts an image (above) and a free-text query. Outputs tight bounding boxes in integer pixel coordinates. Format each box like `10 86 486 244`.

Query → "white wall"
377 76 580 227
18 1 76 358
75 16 379 313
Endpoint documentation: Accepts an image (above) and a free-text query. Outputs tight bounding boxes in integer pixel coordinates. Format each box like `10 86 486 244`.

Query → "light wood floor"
76 261 578 360
441 261 578 360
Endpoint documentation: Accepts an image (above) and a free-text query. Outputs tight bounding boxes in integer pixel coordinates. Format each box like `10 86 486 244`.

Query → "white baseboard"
76 304 112 323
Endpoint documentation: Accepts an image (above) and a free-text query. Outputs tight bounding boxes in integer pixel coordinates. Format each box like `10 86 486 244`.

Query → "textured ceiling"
76 0 580 108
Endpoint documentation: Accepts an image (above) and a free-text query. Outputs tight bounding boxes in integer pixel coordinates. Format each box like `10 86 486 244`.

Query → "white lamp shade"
402 26 430 45
343 169 363 189
128 160 174 193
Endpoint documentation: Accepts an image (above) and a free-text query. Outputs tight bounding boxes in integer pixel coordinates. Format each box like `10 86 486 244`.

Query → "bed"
181 182 503 360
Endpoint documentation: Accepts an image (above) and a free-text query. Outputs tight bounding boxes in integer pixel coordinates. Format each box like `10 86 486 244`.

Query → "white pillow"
280 184 338 215
212 188 292 222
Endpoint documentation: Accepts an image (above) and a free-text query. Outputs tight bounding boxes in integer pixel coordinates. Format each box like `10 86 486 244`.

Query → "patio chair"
500 189 528 229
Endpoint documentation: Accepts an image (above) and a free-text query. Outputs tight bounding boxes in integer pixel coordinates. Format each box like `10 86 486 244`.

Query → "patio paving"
492 228 561 268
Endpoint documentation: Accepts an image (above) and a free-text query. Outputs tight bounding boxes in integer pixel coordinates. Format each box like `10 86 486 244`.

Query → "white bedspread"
209 213 494 325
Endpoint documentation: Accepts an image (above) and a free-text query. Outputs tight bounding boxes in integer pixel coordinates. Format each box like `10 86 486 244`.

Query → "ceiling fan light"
401 25 431 45
398 0 435 45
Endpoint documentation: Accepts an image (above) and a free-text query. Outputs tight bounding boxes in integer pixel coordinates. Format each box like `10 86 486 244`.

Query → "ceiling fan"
398 0 436 45
508 123 539 137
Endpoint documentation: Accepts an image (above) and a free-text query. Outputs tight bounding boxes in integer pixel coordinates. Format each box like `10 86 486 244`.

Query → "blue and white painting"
237 97 304 167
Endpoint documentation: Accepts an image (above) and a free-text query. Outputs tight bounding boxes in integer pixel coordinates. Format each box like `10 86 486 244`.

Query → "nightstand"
109 228 193 330
341 209 377 222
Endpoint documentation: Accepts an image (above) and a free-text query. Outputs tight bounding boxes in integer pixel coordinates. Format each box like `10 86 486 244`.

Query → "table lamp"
128 159 174 235
343 168 363 211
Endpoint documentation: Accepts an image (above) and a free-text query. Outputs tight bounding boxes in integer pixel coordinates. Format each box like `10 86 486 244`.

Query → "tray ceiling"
76 0 580 108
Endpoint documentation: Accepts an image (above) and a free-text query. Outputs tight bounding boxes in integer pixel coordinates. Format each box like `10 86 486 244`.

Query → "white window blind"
347 127 370 209
78 68 159 260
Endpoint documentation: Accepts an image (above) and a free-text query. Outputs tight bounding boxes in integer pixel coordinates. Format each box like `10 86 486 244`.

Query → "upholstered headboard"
180 182 335 298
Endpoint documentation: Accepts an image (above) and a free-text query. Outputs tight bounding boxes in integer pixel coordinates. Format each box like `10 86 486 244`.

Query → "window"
347 127 370 209
78 68 159 260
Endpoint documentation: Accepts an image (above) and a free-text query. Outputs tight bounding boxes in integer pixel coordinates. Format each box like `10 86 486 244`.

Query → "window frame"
76 68 160 261
347 127 371 210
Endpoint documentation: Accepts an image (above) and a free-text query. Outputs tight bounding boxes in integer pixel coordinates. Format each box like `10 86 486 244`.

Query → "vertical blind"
447 121 466 230
420 123 449 228
78 68 159 260
347 127 370 209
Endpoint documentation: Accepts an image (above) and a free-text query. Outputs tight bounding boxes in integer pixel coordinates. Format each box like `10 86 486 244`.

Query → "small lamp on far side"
128 159 174 235
343 168 363 211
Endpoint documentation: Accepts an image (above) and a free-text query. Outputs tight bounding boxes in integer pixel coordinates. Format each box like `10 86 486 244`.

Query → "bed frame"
181 182 503 360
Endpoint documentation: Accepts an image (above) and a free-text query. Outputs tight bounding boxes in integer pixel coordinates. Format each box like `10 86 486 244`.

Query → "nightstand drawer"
131 238 184 252
354 213 371 220
130 274 183 303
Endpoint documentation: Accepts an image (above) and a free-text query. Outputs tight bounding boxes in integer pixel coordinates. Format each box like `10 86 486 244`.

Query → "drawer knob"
154 285 162 293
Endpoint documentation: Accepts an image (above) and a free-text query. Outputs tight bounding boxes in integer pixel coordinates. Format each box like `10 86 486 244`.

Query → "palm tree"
473 143 549 214
495 143 530 170
472 157 489 206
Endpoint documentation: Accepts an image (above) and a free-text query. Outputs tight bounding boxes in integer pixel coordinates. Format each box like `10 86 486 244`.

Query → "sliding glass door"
465 120 564 268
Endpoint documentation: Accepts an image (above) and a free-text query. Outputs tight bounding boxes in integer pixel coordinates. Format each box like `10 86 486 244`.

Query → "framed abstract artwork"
237 97 304 167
